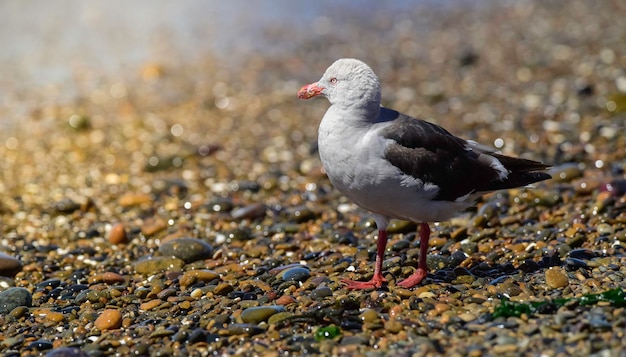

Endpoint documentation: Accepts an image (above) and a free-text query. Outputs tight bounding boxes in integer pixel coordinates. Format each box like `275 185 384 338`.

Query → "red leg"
397 222 430 288
341 229 388 289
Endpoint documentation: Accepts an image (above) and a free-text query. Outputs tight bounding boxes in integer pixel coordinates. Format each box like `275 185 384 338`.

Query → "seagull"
298 58 551 290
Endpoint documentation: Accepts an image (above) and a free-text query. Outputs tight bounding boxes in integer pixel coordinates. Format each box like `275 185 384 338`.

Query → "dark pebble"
36 278 62 290
0 252 23 277
391 239 411 252
225 228 253 242
568 249 597 260
548 163 583 183
0 287 33 314
227 323 265 336
28 340 53 351
9 305 29 318
67 284 89 293
387 220 417 234
565 257 588 269
310 287 333 299
453 267 472 277
53 198 81 214
188 328 207 343
280 267 311 283
158 237 213 263
340 335 369 346
289 205 319 223
131 343 150 356
231 203 266 220
206 198 234 213
46 347 89 357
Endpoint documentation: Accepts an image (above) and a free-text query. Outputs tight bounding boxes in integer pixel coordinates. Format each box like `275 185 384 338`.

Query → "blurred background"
0 0 624 196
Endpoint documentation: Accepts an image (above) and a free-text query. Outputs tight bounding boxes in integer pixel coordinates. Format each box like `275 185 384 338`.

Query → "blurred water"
0 0 478 131
0 1 426 87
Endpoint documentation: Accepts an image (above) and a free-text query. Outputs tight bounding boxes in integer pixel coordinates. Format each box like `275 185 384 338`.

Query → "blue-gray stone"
0 287 32 314
280 267 311 283
46 347 89 357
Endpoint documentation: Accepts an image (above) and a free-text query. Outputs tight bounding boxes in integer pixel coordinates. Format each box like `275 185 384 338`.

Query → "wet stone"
140 217 167 236
387 220 417 234
158 237 213 263
53 199 81 214
225 228 253 242
231 203 266 220
268 311 295 325
133 256 185 274
568 249 597 260
108 223 129 244
549 163 583 183
240 305 285 324
88 272 125 284
0 252 23 277
596 223 614 236
206 198 234 212
288 205 319 223
391 239 411 252
227 323 265 336
94 309 123 330
9 305 29 318
565 258 588 269
46 347 89 357
279 267 311 283
179 269 220 287
28 340 53 351
616 230 626 242
340 335 368 346
0 287 32 314
214 283 234 296
310 287 333 299
359 309 380 323
545 267 569 289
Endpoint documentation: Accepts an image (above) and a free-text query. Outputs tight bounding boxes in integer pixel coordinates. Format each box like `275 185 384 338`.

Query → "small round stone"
275 295 296 305
231 203 266 220
310 287 333 299
279 267 310 283
159 237 213 263
108 223 129 244
28 340 53 351
179 269 220 288
94 309 122 330
0 287 32 314
88 272 126 284
359 309 380 323
545 267 569 289
9 305 29 318
240 306 285 324
214 283 234 296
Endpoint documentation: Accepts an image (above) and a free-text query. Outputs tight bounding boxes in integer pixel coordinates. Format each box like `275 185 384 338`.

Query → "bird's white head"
298 58 381 113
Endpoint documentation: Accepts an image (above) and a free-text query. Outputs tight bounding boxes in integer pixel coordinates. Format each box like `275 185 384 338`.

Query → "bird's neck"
332 101 381 127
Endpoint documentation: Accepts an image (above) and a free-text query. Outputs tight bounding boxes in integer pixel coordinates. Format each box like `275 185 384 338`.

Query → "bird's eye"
330 77 338 84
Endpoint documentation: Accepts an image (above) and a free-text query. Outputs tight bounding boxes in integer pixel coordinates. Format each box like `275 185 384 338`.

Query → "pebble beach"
1 1 626 356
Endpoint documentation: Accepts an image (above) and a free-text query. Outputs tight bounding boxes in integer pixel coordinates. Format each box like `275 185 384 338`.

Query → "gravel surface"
1 1 625 356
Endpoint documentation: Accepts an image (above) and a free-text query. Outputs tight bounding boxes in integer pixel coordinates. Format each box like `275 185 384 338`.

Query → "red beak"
298 82 324 99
